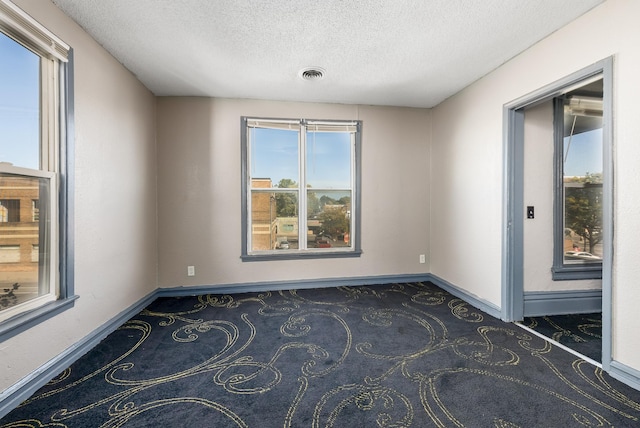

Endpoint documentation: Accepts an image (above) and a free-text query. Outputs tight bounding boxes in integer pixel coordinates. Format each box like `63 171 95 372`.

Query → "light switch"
527 206 534 219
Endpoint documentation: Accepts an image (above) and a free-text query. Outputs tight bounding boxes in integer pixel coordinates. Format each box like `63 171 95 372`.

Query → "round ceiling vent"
299 67 325 81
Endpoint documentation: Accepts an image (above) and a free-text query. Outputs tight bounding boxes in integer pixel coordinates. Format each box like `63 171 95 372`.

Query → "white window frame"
0 0 76 341
241 117 362 260
0 166 58 322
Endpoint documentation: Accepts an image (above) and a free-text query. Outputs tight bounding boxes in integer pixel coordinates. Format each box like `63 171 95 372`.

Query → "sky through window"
0 32 40 170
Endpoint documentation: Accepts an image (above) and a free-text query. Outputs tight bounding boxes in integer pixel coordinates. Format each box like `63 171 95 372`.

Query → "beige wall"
523 101 601 292
432 0 640 369
1 0 157 390
156 98 431 287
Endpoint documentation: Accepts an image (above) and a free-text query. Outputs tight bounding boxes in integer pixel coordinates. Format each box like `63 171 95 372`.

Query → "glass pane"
563 97 603 264
0 33 40 170
306 131 351 189
250 127 299 189
251 190 299 251
307 190 351 249
0 174 50 311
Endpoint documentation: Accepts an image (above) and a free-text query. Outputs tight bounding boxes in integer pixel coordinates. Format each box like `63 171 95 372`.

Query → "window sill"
0 295 79 343
242 249 362 262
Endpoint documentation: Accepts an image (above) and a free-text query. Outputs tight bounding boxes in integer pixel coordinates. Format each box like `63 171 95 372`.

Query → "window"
0 0 75 338
0 199 19 222
32 199 39 221
552 77 603 280
241 117 361 260
0 245 20 263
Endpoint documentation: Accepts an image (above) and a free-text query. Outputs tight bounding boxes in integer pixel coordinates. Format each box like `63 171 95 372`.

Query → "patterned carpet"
2 282 640 427
522 313 602 362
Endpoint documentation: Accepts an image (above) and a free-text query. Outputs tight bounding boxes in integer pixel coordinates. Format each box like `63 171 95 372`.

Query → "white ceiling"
51 0 604 108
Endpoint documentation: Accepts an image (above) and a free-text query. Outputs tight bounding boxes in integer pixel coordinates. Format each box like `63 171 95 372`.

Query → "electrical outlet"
187 265 195 276
419 254 426 264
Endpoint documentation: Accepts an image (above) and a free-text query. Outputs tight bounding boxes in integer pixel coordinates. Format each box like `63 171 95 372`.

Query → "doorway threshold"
514 321 602 369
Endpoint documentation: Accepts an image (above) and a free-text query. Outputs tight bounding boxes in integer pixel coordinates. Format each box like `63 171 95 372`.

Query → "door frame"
501 57 613 369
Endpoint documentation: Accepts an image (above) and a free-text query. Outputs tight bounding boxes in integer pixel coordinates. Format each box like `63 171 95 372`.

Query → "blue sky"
0 32 40 170
564 128 602 177
251 128 352 189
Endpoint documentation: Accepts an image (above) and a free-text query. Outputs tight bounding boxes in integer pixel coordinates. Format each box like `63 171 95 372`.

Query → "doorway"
501 58 613 368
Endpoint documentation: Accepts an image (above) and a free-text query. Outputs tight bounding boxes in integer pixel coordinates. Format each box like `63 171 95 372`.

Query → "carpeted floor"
2 282 639 427
522 313 602 363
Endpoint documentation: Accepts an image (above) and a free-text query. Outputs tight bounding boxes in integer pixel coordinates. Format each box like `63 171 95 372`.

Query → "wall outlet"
419 254 426 264
187 265 195 276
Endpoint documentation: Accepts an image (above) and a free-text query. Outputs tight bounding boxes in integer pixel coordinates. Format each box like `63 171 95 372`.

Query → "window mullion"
350 132 356 246
299 123 307 250
246 126 253 252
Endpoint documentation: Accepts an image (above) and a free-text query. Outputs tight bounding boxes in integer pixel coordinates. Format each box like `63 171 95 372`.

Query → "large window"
552 78 603 280
241 117 361 260
0 0 74 338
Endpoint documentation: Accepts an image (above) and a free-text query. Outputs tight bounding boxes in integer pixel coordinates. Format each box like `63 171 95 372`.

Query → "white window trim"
0 0 70 62
0 165 59 323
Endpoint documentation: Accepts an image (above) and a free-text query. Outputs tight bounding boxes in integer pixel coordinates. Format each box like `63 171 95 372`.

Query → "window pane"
0 33 40 170
0 199 20 222
307 190 351 249
0 245 20 263
250 127 298 189
251 190 299 251
562 100 603 264
0 174 51 311
306 131 351 189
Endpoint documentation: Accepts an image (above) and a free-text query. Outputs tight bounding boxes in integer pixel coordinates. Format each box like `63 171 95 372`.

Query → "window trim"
0 0 70 62
0 1 75 342
240 116 362 261
551 84 603 281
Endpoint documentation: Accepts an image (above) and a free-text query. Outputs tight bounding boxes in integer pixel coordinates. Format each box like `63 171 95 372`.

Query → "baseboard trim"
427 274 502 319
159 272 501 324
0 290 158 419
523 289 602 317
158 273 433 297
609 360 640 392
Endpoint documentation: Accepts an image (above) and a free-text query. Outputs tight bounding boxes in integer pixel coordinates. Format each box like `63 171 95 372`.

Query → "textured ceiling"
51 0 604 108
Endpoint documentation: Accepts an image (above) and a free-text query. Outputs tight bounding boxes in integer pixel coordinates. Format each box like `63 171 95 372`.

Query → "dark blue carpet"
523 313 602 362
2 282 639 427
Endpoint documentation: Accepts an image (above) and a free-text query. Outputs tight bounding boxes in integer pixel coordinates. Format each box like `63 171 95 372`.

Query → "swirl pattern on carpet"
2 282 639 427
